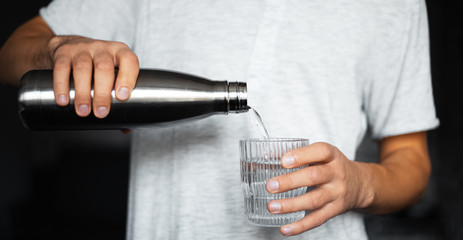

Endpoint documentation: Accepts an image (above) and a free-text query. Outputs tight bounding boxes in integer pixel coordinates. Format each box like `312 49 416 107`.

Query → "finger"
267 187 334 214
266 164 333 193
72 53 93 117
280 203 341 236
281 142 338 168
53 54 72 106
114 46 139 101
92 53 115 118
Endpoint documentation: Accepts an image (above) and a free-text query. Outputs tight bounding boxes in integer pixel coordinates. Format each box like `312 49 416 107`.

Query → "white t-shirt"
41 0 439 239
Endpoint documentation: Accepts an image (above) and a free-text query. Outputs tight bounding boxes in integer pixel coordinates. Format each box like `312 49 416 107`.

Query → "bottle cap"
228 82 248 113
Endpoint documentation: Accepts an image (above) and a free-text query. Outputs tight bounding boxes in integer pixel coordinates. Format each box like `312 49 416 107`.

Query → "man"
0 0 439 239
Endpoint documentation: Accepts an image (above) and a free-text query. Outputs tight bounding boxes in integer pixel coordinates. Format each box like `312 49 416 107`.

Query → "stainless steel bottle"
18 69 248 130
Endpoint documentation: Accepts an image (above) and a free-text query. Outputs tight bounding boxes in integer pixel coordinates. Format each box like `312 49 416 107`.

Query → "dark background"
0 1 462 239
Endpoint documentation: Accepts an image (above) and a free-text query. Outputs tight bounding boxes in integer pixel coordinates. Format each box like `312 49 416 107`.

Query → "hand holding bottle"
49 35 139 118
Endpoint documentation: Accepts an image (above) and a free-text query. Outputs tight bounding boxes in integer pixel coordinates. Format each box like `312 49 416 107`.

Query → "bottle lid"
228 82 248 113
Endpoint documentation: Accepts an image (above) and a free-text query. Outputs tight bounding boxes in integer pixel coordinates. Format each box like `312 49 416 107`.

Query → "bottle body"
18 69 248 130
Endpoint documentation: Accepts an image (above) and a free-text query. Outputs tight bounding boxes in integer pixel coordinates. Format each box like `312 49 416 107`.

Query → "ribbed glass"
240 138 310 227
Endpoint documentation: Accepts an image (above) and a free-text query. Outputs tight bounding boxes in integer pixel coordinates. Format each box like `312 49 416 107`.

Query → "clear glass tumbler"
240 138 310 226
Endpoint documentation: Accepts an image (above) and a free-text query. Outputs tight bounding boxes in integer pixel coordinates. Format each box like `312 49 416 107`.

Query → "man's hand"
0 16 139 118
265 132 431 236
48 36 139 118
265 142 372 236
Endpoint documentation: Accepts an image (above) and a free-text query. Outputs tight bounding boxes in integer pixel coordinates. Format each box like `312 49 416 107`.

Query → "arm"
0 16 54 85
265 131 431 236
363 131 431 214
0 16 139 118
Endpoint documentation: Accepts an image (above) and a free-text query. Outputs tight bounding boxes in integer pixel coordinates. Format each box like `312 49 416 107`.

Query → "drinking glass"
240 138 310 226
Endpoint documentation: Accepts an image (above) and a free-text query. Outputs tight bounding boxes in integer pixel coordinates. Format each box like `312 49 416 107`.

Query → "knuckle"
334 186 349 209
121 50 139 64
74 90 91 100
305 215 325 230
280 193 311 213
93 92 112 101
93 92 113 104
55 43 85 58
313 218 324 228
53 55 70 68
316 142 335 160
54 44 72 55
309 195 322 209
339 184 348 197
53 60 69 71
298 218 321 233
284 174 294 189
73 58 92 70
309 166 324 183
94 60 114 71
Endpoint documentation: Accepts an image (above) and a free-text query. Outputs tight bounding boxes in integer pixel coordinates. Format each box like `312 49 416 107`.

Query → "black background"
0 1 462 239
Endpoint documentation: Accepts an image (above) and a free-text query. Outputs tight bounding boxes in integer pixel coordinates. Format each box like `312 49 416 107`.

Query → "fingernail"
268 201 281 213
118 87 130 100
266 179 279 192
57 95 67 105
78 104 89 116
97 106 108 117
282 226 293 236
282 154 295 167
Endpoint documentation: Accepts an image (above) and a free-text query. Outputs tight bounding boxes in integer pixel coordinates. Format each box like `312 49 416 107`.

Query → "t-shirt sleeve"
39 0 137 47
364 0 439 140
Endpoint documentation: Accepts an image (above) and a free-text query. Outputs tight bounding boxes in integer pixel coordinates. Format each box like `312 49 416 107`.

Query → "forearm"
356 134 431 214
0 16 55 85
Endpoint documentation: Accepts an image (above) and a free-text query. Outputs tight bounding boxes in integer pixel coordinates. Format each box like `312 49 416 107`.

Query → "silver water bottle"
18 69 248 130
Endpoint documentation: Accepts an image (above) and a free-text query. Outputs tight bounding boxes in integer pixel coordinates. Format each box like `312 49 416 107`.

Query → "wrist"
352 162 378 211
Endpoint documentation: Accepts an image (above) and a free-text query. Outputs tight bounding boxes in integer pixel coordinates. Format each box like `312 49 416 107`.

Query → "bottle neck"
227 82 248 113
